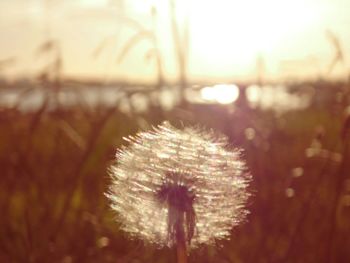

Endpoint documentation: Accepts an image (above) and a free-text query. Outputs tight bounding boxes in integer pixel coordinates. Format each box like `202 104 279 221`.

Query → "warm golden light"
189 0 320 54
246 85 261 107
245 84 313 112
0 0 348 80
107 123 251 248
79 0 109 7
201 84 239 104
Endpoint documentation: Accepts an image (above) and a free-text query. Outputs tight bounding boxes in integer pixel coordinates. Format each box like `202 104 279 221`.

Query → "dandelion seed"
106 122 251 251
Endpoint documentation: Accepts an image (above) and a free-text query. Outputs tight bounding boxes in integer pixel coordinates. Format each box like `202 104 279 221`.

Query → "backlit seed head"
106 122 251 248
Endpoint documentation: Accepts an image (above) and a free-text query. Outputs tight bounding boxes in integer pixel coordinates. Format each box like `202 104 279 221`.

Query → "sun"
126 0 321 79
189 0 319 56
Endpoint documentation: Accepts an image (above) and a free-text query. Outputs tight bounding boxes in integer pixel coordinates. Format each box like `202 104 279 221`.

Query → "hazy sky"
0 0 349 83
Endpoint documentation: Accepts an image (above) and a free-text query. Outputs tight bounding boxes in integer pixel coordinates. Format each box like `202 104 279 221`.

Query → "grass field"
1 81 350 262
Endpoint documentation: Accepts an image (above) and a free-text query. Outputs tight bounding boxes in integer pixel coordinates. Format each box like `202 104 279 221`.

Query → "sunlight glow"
245 84 313 112
0 0 339 81
201 84 239 104
246 85 261 108
189 0 320 57
126 0 323 80
79 0 109 7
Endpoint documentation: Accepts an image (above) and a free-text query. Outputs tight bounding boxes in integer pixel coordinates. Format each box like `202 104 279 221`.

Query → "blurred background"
1 0 350 262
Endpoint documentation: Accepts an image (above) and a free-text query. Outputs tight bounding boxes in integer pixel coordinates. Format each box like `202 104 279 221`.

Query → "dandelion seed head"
107 122 251 248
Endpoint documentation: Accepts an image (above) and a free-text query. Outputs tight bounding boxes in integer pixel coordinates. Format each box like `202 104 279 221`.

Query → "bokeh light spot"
285 188 295 198
200 84 239 104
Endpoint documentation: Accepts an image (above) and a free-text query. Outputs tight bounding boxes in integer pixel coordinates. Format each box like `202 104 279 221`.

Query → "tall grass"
1 1 350 262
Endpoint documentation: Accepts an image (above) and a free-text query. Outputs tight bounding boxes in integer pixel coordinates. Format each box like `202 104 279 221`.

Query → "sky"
0 0 349 83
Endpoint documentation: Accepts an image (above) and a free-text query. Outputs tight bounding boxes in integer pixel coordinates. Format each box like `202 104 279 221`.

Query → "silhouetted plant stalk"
96 0 190 104
326 112 350 262
150 5 164 88
107 122 251 262
169 0 189 104
282 80 350 262
326 30 345 75
26 0 63 154
95 5 164 88
50 106 117 241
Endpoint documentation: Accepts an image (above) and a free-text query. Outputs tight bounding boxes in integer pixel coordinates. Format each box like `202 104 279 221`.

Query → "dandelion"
106 122 251 262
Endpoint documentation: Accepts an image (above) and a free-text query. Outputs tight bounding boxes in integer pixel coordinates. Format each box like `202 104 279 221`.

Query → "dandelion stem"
176 219 187 263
